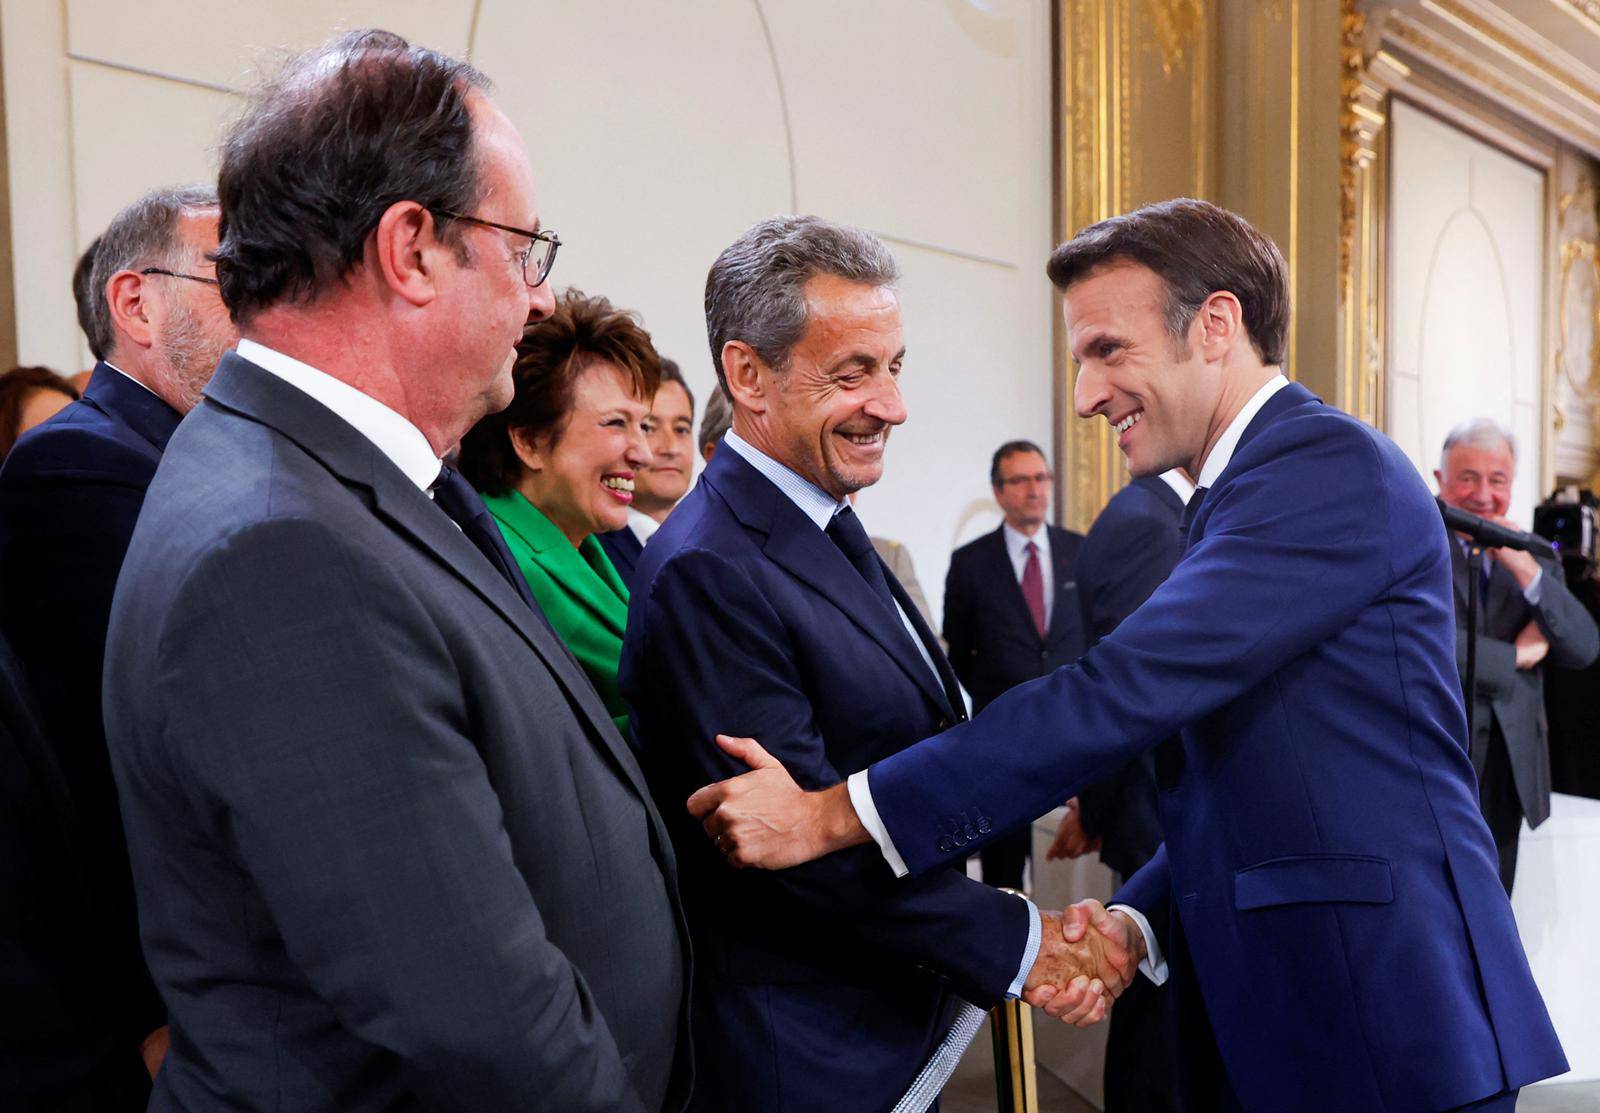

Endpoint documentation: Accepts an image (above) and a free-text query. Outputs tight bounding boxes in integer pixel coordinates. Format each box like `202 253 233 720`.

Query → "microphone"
1436 499 1556 559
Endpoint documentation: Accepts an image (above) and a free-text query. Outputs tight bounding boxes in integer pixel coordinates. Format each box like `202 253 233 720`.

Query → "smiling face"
635 379 695 515
758 275 907 499
1435 440 1515 519
514 360 651 545
1067 261 1224 478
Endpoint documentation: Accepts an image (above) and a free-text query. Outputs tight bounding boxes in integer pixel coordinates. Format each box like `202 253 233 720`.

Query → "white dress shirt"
627 507 662 546
238 339 442 491
722 429 1041 997
1001 522 1053 632
1158 468 1197 505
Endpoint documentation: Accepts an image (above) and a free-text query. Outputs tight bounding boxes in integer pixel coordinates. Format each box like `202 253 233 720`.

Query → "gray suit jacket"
1451 539 1599 827
103 353 690 1113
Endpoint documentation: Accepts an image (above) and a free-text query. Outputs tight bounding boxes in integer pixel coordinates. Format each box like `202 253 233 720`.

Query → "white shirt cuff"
1107 903 1169 986
1523 566 1543 606
847 769 909 878
1005 897 1042 999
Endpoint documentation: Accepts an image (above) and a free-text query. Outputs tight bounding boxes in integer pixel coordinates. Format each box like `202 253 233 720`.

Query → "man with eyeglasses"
0 184 236 1109
941 439 1087 891
100 31 688 1113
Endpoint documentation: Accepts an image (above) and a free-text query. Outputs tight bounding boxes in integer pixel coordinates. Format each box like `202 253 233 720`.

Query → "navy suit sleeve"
149 519 647 1113
869 416 1407 877
942 549 979 694
633 547 1030 1006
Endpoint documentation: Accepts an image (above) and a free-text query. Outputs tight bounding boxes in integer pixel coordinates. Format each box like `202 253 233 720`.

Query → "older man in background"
600 357 695 588
1435 417 1598 893
0 185 236 1107
102 31 688 1112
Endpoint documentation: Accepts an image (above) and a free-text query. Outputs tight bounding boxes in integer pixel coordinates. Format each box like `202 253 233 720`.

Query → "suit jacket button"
937 717 950 730
977 817 992 834
938 836 955 853
952 830 969 847
962 823 978 839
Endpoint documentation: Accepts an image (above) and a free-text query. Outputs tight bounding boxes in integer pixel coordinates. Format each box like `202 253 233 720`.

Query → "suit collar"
1196 374 1297 488
1136 474 1188 515
484 490 630 632
983 523 1075 645
203 354 648 794
702 449 955 718
84 361 182 450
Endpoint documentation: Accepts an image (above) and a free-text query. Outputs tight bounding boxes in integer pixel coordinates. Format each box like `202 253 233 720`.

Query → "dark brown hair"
655 357 693 415
990 439 1048 488
214 29 488 324
0 366 77 461
1045 198 1289 366
458 289 662 493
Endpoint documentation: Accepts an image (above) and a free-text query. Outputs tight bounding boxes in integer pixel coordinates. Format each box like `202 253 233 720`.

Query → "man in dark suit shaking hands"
943 440 1086 890
621 216 1107 1112
690 199 1566 1111
103 31 689 1112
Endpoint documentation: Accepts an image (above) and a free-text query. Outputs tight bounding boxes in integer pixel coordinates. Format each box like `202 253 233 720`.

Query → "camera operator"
1538 488 1600 799
1435 419 1600 895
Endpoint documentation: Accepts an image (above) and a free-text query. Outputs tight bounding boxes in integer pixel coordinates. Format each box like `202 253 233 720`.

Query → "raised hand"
1022 899 1144 1026
1045 797 1100 861
685 735 869 869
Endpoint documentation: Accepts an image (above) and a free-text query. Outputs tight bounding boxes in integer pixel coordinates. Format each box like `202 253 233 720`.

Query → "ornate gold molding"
1555 238 1600 432
1139 0 1205 79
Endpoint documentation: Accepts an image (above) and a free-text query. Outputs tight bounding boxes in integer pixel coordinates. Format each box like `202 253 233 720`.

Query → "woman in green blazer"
457 290 662 734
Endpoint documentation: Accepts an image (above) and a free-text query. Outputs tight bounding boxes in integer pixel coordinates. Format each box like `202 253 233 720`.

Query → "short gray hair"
704 214 899 391
698 381 732 452
1440 416 1516 472
86 185 218 360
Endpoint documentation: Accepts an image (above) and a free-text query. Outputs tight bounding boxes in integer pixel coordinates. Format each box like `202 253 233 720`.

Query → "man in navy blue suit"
620 216 1104 1111
689 199 1565 1111
944 439 1087 890
0 186 236 1104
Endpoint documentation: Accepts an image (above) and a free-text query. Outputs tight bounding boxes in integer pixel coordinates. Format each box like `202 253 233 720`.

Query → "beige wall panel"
65 1 473 91
67 63 237 250
851 241 1057 618
760 0 1048 265
3 0 78 371
470 0 792 409
1551 148 1600 486
1388 99 1545 523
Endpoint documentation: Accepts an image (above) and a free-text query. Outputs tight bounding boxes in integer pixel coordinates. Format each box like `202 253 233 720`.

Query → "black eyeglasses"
433 209 561 288
139 267 219 286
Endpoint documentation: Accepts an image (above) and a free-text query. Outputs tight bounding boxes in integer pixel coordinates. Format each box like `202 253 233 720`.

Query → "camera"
1533 488 1599 579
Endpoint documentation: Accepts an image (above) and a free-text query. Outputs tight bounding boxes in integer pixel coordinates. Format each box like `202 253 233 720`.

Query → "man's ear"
1196 290 1245 361
105 270 157 352
373 201 443 308
508 425 545 474
721 341 769 415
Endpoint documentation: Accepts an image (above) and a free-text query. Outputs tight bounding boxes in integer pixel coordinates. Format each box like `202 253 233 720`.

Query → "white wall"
1386 99 1547 525
1 0 1057 628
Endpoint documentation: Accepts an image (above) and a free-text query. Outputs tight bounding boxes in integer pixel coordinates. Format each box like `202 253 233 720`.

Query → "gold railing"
989 998 1039 1113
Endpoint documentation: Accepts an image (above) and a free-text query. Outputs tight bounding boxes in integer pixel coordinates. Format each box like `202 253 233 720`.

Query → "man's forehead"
1446 443 1515 473
998 449 1047 475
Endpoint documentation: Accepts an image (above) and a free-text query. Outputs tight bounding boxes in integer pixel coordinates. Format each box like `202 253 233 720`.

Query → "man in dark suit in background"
600 358 695 588
943 439 1087 890
103 31 688 1112
0 185 237 1101
1434 417 1598 893
621 216 1098 1111
1058 468 1192 1113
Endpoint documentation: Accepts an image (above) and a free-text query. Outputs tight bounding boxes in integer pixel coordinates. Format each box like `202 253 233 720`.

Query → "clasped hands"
1024 901 1144 1027
686 733 1143 1027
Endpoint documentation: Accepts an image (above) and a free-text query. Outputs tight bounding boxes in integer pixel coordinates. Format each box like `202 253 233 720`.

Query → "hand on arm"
140 1025 170 1080
685 735 869 868
1045 797 1100 861
1514 620 1549 670
1486 521 1541 589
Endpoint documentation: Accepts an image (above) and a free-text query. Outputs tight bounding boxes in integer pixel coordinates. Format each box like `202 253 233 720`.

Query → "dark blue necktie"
1178 486 1208 555
430 466 540 613
826 506 898 618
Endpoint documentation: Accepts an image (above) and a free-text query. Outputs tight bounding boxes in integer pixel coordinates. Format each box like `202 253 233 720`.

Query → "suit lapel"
1044 525 1076 643
83 361 183 452
705 451 954 716
201 354 654 806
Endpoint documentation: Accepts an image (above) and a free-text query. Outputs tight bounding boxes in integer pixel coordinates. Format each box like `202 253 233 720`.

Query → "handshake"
1022 900 1145 1026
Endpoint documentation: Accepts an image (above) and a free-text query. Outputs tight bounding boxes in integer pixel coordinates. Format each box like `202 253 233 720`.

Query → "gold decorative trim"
1556 238 1600 400
1428 0 1600 108
1556 0 1600 31
1138 0 1206 79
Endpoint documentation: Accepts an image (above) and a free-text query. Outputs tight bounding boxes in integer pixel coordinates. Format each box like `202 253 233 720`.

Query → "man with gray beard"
0 186 235 1108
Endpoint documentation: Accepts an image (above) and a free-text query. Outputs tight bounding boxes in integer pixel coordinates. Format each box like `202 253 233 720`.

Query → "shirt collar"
723 427 847 531
1158 468 1197 504
103 360 166 402
628 507 662 544
1195 374 1289 489
1002 521 1049 563
238 338 441 491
